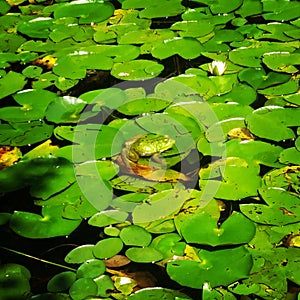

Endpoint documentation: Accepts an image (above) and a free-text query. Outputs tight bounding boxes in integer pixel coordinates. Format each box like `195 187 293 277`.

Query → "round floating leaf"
199 157 261 200
258 79 299 96
262 1 300 21
171 20 214 38
125 247 163 263
17 17 53 38
279 147 300 165
111 60 164 80
181 211 256 246
0 71 26 100
65 245 95 264
118 29 175 44
208 0 243 13
120 225 152 246
241 187 300 226
132 189 191 224
10 205 81 238
69 278 98 300
47 271 76 292
246 106 299 141
94 274 115 298
0 121 53 147
77 259 106 279
150 233 185 259
122 0 185 18
45 96 87 123
128 287 192 299
205 117 246 142
167 246 252 288
152 37 204 59
0 263 31 300
225 139 283 167
88 210 128 227
93 238 123 259
263 52 300 73
54 0 114 24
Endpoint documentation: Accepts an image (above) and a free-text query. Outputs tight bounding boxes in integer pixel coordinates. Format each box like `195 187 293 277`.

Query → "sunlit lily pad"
93 238 123 259
65 245 95 264
54 0 114 24
77 259 106 279
120 225 152 246
171 20 214 38
152 37 204 59
111 59 163 80
69 278 98 300
199 157 261 200
10 205 81 238
181 211 256 246
17 17 53 38
167 246 252 288
246 106 299 141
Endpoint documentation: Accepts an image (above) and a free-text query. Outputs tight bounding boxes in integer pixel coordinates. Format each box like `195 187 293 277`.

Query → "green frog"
121 134 175 167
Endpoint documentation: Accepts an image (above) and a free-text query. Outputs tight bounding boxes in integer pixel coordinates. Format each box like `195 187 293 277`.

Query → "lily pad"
246 106 300 141
0 264 31 300
93 238 123 259
65 245 95 264
199 157 261 200
181 211 256 246
111 59 164 80
0 71 26 100
241 187 300 226
10 205 81 238
17 17 53 38
47 271 76 292
69 278 98 300
125 247 163 263
128 287 192 299
76 259 106 279
151 37 204 59
120 225 152 246
167 246 252 288
54 0 114 24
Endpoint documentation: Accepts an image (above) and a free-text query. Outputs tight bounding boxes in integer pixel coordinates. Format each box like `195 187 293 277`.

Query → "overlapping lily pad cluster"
0 0 300 299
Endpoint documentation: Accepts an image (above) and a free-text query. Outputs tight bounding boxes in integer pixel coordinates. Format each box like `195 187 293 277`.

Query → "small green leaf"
65 245 95 264
47 271 76 292
69 278 98 300
120 225 152 246
76 259 106 279
0 71 26 100
125 247 163 263
93 238 123 259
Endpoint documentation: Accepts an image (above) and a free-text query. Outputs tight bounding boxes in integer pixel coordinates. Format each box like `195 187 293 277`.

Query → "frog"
121 134 175 168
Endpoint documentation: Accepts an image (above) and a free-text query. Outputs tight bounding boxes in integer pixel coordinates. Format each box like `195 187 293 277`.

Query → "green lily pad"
120 225 152 246
152 37 204 59
125 246 163 263
150 233 185 259
205 117 246 142
0 264 31 300
47 271 76 292
0 71 26 100
258 79 299 96
88 210 128 227
69 278 98 300
167 246 252 288
54 0 114 24
0 89 58 122
171 20 214 38
241 187 300 226
65 245 95 264
199 157 261 200
77 259 106 279
93 238 123 259
17 17 53 38
279 147 300 165
128 287 192 299
10 205 81 238
225 139 283 167
94 275 115 298
181 211 256 246
122 0 185 18
111 59 163 80
132 189 191 224
262 0 300 21
118 29 175 44
246 106 300 141
45 96 87 123
0 121 53 146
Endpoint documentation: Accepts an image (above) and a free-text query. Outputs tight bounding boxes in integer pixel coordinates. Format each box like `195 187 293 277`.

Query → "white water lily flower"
208 60 227 76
